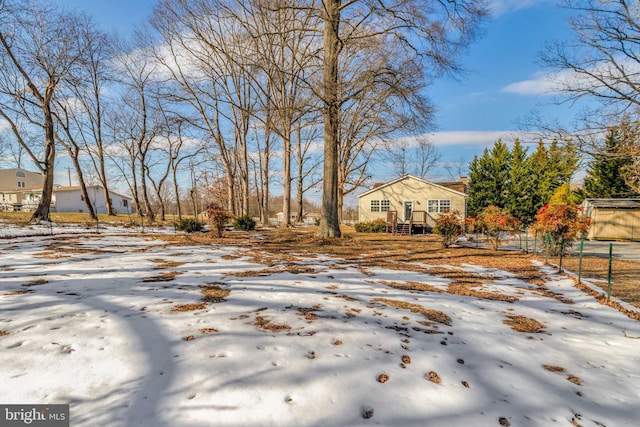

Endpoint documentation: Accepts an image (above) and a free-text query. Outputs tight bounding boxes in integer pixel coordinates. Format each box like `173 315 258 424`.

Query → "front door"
403 201 413 222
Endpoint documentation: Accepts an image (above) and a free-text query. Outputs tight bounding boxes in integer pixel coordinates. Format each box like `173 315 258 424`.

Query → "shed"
581 198 640 241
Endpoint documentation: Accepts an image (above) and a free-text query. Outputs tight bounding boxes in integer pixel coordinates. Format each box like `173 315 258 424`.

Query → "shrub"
434 210 464 248
475 206 519 250
205 203 233 237
233 215 256 231
531 203 591 255
355 219 386 233
175 218 205 233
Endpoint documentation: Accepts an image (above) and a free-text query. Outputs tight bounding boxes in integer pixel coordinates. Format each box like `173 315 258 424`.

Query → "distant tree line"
0 0 487 232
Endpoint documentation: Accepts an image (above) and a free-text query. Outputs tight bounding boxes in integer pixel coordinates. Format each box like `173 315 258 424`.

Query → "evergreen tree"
527 141 554 217
505 139 534 224
583 128 639 198
468 139 581 224
467 140 511 216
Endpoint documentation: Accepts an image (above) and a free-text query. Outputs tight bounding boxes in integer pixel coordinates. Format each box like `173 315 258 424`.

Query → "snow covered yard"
1 228 640 427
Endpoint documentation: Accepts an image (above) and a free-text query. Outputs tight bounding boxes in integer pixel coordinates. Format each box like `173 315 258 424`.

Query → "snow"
1 226 640 427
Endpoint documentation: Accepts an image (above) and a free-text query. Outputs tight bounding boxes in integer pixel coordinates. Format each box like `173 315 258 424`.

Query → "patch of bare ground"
447 283 518 303
0 330 8 337
374 279 518 303
150 258 186 269
543 364 584 385
503 314 545 333
171 302 208 312
22 278 49 287
3 290 32 296
200 283 230 303
373 298 452 326
152 226 640 319
142 271 183 282
253 315 291 332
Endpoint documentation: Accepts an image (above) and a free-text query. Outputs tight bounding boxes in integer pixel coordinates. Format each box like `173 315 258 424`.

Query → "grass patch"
0 330 8 337
171 302 208 312
150 258 186 269
253 315 291 332
447 283 519 303
503 314 545 333
200 283 230 303
373 298 451 326
22 278 49 287
142 271 183 282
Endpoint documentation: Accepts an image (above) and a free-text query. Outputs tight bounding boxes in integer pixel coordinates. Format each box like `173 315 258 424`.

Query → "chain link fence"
462 231 640 314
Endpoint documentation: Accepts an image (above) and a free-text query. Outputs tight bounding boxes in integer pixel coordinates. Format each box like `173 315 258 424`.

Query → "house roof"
583 198 640 209
357 175 467 198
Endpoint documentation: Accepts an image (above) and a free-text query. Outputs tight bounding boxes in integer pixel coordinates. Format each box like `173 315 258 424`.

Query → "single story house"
357 175 467 234
0 168 44 211
54 185 132 215
581 198 640 241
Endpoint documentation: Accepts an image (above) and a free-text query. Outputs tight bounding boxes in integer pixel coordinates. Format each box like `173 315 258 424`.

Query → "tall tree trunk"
69 146 97 220
317 0 342 238
281 129 292 227
31 101 55 223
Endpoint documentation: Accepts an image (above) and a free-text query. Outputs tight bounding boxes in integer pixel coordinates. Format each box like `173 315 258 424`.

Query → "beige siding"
358 176 466 224
588 209 640 241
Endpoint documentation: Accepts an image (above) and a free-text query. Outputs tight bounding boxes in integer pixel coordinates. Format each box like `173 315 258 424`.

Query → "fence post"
607 243 613 303
577 238 584 284
545 233 551 264
525 227 529 254
558 236 565 273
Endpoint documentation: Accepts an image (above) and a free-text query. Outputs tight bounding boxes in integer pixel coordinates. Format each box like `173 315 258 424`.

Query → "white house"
54 185 132 214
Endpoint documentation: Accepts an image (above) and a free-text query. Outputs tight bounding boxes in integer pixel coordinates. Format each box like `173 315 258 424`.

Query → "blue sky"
51 0 580 184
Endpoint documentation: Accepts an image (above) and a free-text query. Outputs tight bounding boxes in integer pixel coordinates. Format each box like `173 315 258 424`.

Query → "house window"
15 171 25 178
370 199 390 212
428 199 451 213
17 181 25 188
123 200 128 207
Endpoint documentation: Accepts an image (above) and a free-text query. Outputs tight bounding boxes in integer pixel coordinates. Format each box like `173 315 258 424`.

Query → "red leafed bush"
434 210 464 248
205 203 233 237
531 203 590 255
475 206 519 250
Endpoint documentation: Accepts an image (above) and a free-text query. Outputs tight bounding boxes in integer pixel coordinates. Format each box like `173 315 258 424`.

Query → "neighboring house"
581 198 640 241
54 185 132 215
357 175 467 234
0 168 44 211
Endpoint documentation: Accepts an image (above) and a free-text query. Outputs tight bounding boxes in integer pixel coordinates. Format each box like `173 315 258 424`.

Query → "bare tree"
67 19 117 215
111 34 163 221
152 0 263 216
537 0 640 190
316 0 488 238
388 135 441 179
0 0 92 222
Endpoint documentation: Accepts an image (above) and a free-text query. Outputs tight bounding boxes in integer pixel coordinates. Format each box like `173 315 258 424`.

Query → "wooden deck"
385 210 435 236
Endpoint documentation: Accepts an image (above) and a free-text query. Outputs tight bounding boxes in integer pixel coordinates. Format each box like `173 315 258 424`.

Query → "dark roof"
584 198 640 209
437 181 467 194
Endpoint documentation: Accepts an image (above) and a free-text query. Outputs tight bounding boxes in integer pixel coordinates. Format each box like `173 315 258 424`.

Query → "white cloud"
426 130 537 147
502 69 578 96
489 0 556 16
